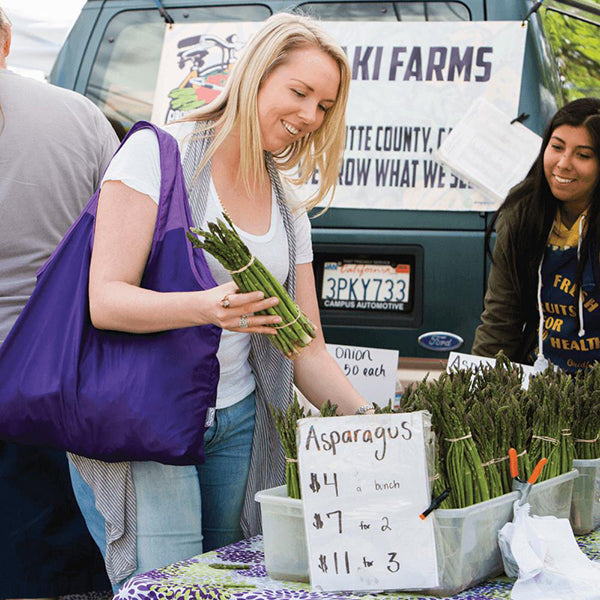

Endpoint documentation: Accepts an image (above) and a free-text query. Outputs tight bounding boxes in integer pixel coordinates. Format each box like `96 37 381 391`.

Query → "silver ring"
220 295 230 309
239 314 249 329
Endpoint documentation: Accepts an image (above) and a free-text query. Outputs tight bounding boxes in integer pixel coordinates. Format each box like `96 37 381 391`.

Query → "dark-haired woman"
473 97 600 373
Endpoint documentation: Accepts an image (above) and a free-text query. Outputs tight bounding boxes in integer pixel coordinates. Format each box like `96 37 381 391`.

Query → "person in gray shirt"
0 6 119 597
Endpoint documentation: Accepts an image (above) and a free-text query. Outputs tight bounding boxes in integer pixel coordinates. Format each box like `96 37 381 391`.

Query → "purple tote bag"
0 122 221 465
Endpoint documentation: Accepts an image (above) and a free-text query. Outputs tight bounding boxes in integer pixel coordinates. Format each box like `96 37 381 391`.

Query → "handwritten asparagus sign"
297 412 438 591
326 343 399 408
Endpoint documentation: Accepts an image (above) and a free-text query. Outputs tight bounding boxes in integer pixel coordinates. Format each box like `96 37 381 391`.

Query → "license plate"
320 260 410 311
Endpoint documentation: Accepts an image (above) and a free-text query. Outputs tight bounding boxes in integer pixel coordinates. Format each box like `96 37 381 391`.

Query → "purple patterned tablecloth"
115 530 600 600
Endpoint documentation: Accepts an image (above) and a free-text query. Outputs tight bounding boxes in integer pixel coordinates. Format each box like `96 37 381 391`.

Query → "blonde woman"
68 12 371 589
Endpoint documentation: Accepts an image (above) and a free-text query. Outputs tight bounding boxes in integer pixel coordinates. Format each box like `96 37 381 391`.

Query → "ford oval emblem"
418 331 464 352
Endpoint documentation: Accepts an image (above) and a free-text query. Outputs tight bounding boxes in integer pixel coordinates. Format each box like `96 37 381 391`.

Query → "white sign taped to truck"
152 21 527 212
434 97 542 204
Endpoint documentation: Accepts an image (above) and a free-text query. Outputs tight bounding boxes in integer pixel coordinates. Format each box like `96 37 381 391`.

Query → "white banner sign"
152 21 527 211
297 412 438 591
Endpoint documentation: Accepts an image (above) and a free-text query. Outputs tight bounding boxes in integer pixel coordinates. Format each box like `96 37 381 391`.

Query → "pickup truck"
51 0 600 378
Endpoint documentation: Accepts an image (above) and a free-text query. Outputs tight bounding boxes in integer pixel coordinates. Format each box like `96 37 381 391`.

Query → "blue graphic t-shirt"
535 211 600 373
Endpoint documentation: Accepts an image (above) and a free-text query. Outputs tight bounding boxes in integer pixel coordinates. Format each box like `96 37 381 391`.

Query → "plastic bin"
424 469 578 596
255 470 578 593
571 458 600 535
255 486 308 582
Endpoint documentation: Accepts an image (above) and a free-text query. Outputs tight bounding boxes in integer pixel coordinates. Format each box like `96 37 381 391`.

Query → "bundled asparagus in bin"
188 215 316 359
527 364 574 481
572 364 600 459
271 395 305 499
402 370 490 509
466 398 504 499
271 396 338 499
471 355 530 494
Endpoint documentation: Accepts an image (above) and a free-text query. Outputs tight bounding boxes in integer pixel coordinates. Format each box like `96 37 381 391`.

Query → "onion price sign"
326 343 398 408
297 412 439 592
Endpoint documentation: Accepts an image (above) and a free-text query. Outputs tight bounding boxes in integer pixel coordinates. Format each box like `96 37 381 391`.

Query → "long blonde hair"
183 12 350 210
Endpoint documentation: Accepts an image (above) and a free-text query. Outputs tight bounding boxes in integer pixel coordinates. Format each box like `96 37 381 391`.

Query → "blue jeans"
69 392 256 590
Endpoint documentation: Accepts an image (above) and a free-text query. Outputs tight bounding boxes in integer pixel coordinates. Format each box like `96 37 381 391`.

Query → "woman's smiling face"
543 124 600 214
256 45 340 153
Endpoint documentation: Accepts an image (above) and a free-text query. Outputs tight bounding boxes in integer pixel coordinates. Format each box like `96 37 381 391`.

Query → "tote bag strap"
179 120 220 290
124 122 184 263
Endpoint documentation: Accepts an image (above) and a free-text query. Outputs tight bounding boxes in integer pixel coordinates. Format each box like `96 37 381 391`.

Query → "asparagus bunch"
405 370 490 508
188 215 316 359
495 393 531 493
572 363 600 459
270 396 338 499
466 398 505 499
471 355 530 494
527 365 574 481
271 395 306 499
440 371 491 508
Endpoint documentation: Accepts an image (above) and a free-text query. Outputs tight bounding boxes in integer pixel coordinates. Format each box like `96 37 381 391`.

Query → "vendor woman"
473 97 600 373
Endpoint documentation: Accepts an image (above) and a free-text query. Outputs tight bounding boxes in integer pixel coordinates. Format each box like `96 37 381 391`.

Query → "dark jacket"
472 204 538 363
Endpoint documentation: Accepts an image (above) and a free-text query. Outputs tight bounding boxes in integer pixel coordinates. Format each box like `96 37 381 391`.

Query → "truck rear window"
541 5 600 102
85 5 271 135
85 2 471 135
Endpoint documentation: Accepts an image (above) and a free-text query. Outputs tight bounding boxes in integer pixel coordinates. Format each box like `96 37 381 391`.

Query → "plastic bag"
498 500 600 599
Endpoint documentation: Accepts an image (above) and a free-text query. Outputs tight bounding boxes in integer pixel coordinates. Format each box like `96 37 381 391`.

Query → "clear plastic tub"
255 486 308 582
256 470 578 594
424 469 578 596
571 458 600 535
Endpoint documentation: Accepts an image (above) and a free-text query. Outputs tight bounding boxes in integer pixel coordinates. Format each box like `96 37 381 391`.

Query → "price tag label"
297 412 438 592
326 343 399 408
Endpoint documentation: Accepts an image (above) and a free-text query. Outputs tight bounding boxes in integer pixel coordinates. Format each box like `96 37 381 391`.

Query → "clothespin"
153 0 175 25
510 112 530 125
419 488 451 519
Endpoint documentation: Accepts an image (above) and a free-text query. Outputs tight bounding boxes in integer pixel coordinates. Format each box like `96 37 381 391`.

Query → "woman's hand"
202 282 282 334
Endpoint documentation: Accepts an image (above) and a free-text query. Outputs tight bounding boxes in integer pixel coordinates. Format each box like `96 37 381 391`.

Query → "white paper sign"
326 343 399 408
447 351 537 389
297 412 438 591
434 97 542 206
151 20 527 211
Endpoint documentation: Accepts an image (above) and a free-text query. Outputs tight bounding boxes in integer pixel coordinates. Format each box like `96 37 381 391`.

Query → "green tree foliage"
541 6 600 101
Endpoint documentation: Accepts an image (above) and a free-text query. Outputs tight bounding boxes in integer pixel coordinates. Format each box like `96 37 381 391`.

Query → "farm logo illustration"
163 32 244 123
152 23 263 125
